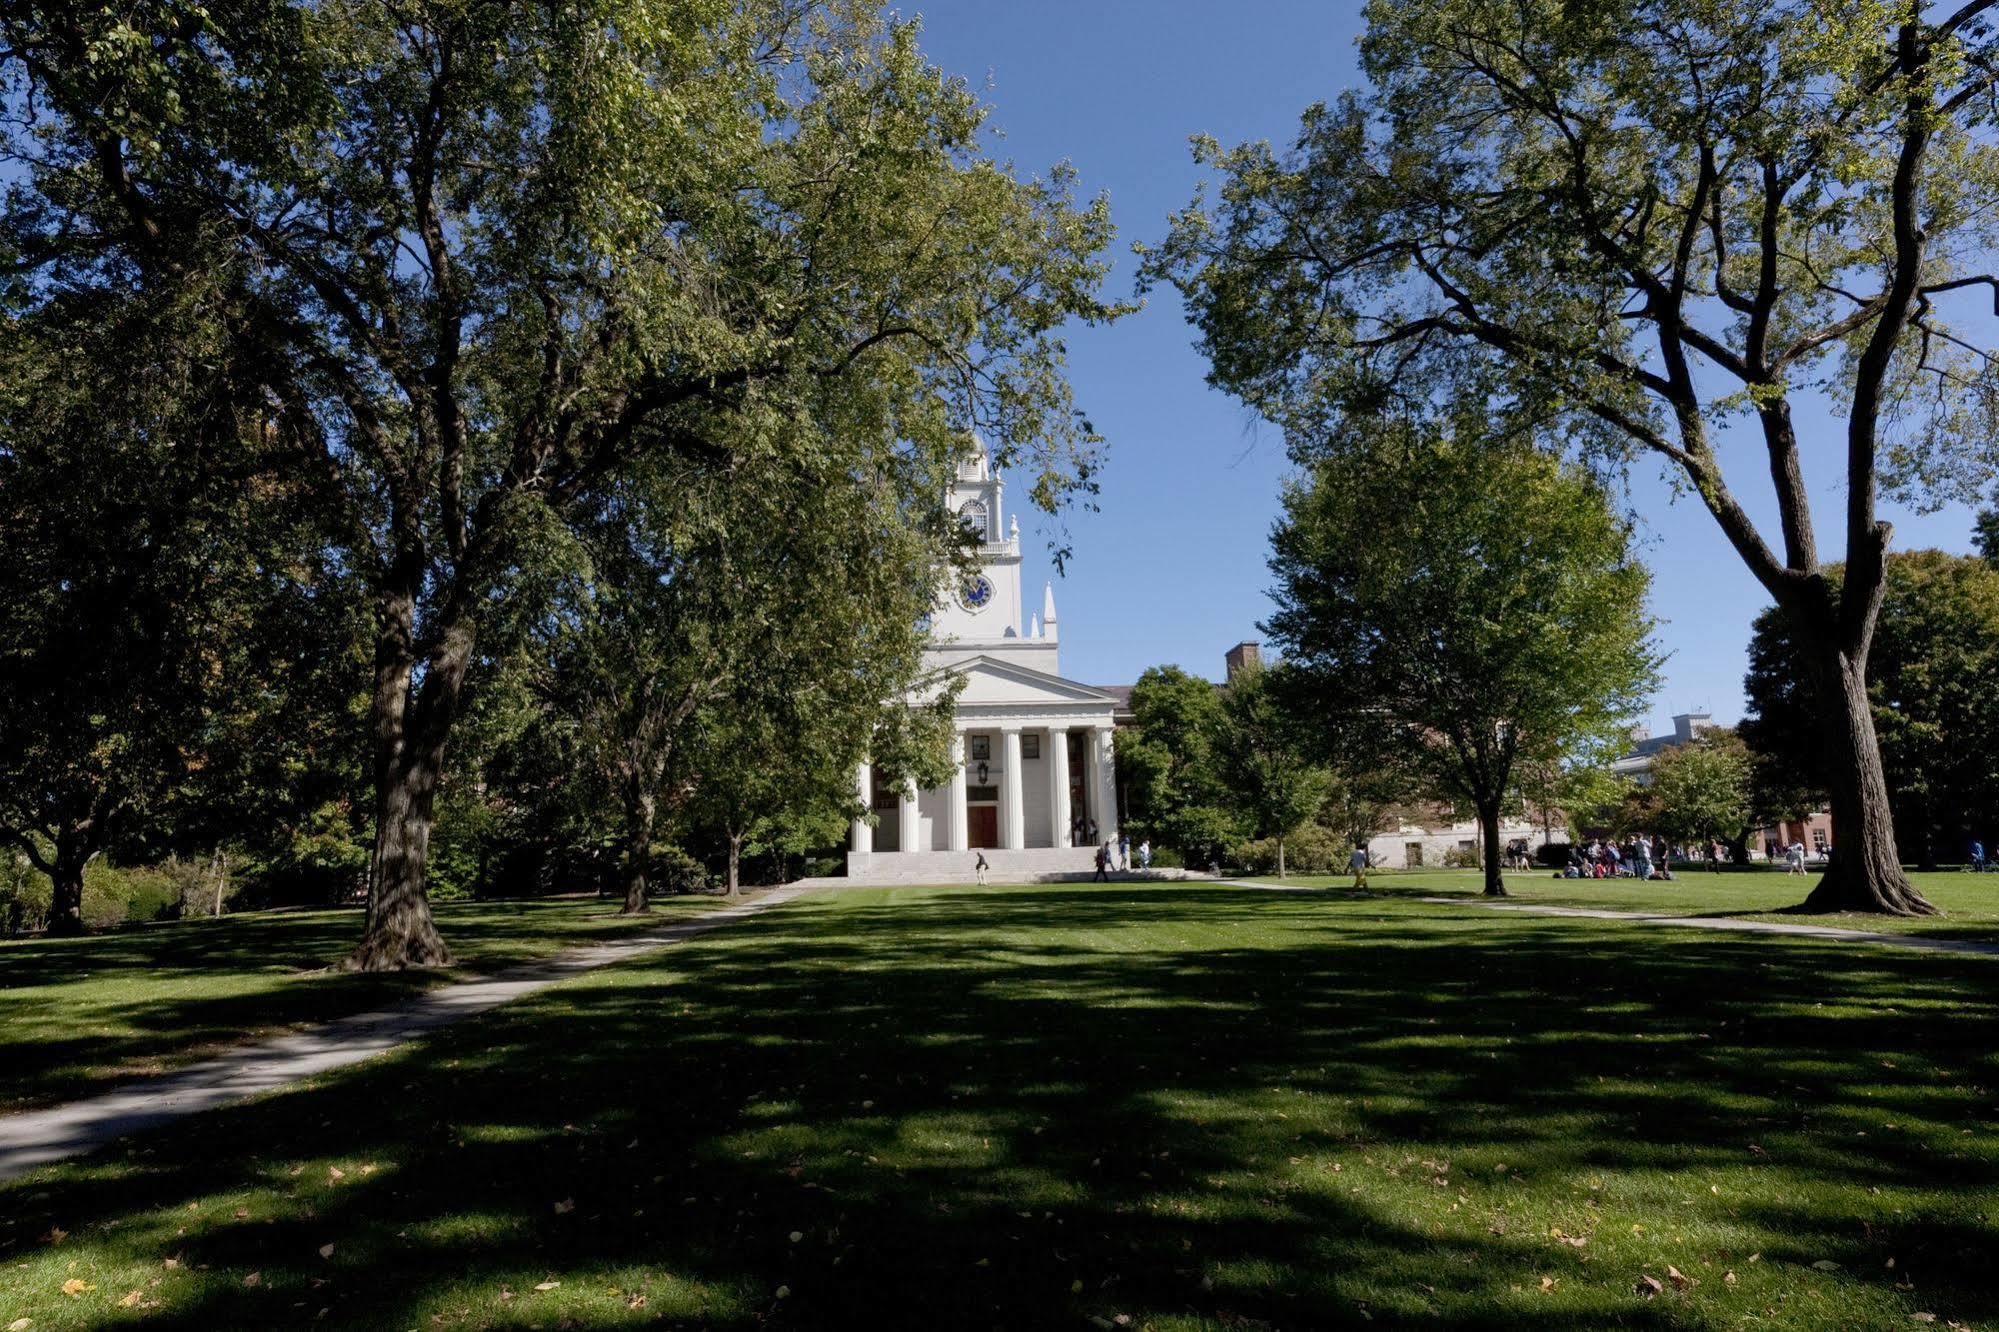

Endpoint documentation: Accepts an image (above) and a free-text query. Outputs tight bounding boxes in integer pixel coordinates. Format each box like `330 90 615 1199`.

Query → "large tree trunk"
620 783 655 915
1277 838 1287 879
345 577 460 970
348 749 452 968
1801 647 1935 915
1476 797 1505 897
726 833 743 899
46 842 87 937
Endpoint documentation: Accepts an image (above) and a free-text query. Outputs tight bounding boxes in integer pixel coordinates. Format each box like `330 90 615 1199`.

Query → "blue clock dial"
960 575 994 610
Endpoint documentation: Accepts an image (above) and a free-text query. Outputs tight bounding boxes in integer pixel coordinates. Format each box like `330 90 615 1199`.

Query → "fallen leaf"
40 1227 67 1246
553 1198 575 1215
60 1279 93 1297
1724 1271 1738 1286
1667 1265 1694 1290
1538 1275 1556 1292
242 1271 262 1288
327 1167 345 1182
318 1243 335 1260
163 1257 181 1270
8 1319 30 1331
776 1285 791 1299
1071 1279 1084 1294
788 1231 803 1243
1635 1274 1664 1298
118 1291 144 1308
1812 1260 1841 1272
533 1281 560 1292
1912 1315 1937 1325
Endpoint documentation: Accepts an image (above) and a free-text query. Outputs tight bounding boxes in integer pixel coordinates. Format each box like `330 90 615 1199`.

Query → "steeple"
1041 582 1058 643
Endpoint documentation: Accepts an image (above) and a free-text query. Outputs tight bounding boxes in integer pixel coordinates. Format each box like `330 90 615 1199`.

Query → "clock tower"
931 438 1028 648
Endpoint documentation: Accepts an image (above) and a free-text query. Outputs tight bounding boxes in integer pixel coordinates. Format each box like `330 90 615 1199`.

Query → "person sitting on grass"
1348 840 1370 890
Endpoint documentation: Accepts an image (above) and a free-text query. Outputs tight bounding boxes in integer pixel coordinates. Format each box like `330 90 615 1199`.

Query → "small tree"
1648 733 1755 856
1215 661 1336 877
1118 667 1245 867
1266 426 1659 897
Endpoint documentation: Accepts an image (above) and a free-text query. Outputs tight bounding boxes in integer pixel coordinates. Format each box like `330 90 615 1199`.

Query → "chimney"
1225 640 1262 681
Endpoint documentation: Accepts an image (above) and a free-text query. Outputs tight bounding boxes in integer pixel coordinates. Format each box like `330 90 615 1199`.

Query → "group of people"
972 833 1152 885
1561 835 1679 881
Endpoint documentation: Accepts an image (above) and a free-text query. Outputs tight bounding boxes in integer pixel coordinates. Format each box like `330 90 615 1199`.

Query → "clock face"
959 574 994 611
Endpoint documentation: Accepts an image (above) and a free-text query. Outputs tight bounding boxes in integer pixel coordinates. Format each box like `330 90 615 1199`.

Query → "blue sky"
909 1 1993 733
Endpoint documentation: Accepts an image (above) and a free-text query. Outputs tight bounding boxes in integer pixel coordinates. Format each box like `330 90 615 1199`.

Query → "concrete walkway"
0 886 814 1183
1235 879 1999 958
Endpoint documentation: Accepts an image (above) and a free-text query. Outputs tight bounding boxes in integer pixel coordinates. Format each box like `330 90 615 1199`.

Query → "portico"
846 440 1121 884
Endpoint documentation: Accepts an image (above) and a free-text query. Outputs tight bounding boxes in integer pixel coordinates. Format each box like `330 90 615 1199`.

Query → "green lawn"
1253 867 1999 942
1 883 1994 1329
0 895 725 1113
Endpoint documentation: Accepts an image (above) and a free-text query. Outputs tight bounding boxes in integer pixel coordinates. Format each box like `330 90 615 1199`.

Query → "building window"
969 735 990 762
1812 829 1829 857
1021 734 1040 760
958 499 988 539
966 786 999 803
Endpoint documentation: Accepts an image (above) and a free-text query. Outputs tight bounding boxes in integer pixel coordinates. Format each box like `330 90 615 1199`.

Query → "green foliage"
1213 661 1338 861
1648 733 1756 846
1265 425 1659 892
1978 510 1998 565
1118 666 1246 863
1231 825 1347 876
3 0 1128 954
1743 551 1999 863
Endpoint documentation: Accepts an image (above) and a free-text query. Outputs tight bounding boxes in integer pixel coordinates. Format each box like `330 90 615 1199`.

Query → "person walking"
1117 832 1130 872
1785 840 1807 875
1138 839 1152 871
1634 834 1653 882
1971 838 1987 873
1093 842 1112 882
1348 840 1370 890
975 850 989 886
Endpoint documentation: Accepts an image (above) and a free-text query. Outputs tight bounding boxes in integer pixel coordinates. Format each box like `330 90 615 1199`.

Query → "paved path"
1235 880 1999 958
0 886 814 1183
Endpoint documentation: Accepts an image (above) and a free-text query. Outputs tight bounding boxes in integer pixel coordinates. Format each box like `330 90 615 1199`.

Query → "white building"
845 442 1120 884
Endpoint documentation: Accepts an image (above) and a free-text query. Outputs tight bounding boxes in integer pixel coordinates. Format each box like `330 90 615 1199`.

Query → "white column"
898 776 920 854
1048 727 1071 848
851 760 873 854
948 732 969 852
1001 725 1025 850
1093 725 1118 844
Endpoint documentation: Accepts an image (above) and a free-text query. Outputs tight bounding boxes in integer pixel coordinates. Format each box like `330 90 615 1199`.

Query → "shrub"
1 853 50 936
650 844 712 894
1441 846 1482 870
1231 824 1347 875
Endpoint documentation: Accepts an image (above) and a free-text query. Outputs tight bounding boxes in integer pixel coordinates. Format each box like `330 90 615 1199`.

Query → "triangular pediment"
931 655 1121 707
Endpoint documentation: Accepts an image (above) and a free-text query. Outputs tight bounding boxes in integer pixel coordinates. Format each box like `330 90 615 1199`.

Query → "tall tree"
1144 0 1999 914
1118 666 1244 867
3 1 1123 965
1977 510 1999 565
1265 427 1658 897
1743 550 1999 870
0 284 354 934
1214 660 1335 877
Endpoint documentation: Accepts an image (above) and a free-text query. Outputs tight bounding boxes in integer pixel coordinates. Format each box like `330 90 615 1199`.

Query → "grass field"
1254 867 1999 942
0 896 724 1113
1 882 1994 1329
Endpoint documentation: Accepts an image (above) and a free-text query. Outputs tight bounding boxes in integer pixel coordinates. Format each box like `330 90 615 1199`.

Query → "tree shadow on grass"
0 897 718 1111
1 884 1994 1329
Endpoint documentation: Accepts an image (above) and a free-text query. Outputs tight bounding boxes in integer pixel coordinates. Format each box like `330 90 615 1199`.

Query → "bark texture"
1477 798 1506 898
620 784 655 915
1801 648 1937 915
